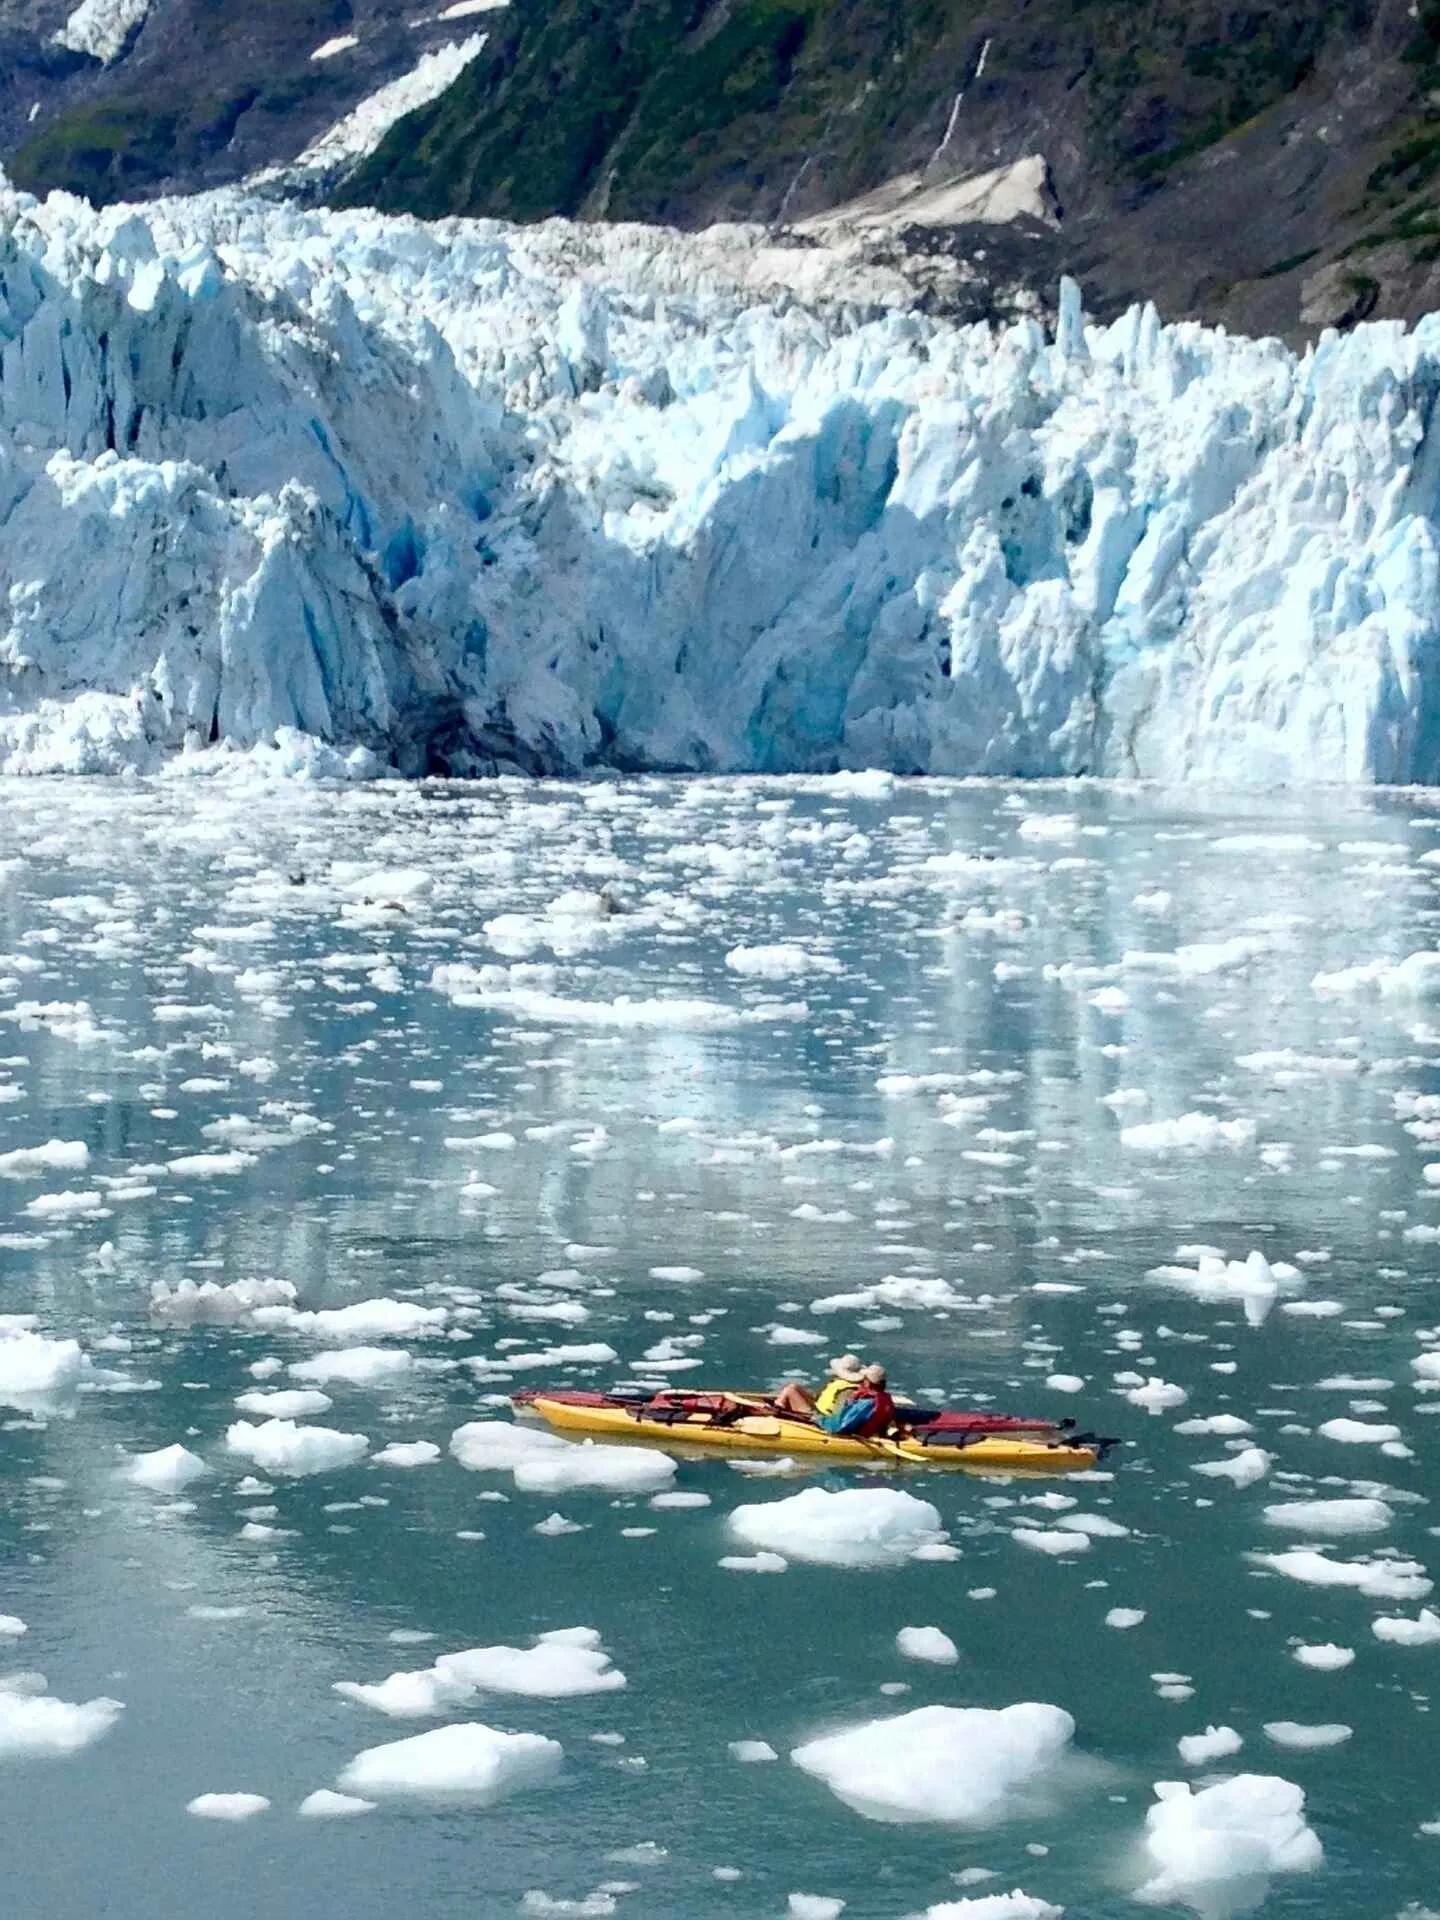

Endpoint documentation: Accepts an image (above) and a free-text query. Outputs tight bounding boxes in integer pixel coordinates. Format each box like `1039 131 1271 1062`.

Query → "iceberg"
4 181 1440 782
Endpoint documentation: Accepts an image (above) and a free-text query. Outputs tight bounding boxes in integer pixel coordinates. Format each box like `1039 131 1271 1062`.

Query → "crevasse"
3 184 1440 782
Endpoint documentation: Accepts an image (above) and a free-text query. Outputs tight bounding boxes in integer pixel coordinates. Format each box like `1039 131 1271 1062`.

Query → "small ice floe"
897 1627 959 1665
1263 1723 1351 1749
915 1897 1060 1919
1292 1643 1354 1670
290 1347 415 1388
1012 1528 1089 1556
728 1739 777 1762
1123 1377 1188 1415
1372 1609 1440 1646
1317 1418 1402 1445
124 1444 208 1492
370 1441 441 1468
297 1789 375 1818
336 1722 562 1804
1145 1249 1297 1326
1253 1550 1431 1601
1106 1608 1145 1629
233 1388 333 1419
1134 1774 1322 1909
719 1552 788 1573
0 1139 89 1178
1261 1498 1392 1535
0 1678 122 1758
225 1419 369 1476
786 1896 845 1919
274 1299 448 1342
0 1324 93 1411
724 944 841 979
186 1792 269 1820
1178 1725 1243 1765
1194 1448 1272 1488
727 1487 947 1569
449 1422 675 1494
149 1278 296 1324
1120 1114 1255 1153
334 1628 624 1715
791 1701 1075 1823
0 1616 27 1638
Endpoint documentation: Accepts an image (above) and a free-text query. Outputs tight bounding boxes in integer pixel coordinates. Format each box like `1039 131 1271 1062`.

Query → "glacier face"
2 184 1440 782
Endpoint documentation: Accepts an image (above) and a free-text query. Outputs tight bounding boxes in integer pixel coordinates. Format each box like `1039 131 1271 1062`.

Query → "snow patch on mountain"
255 35 489 193
52 0 152 65
2 182 1440 782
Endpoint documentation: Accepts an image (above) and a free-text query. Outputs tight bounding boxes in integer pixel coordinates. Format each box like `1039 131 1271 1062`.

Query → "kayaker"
772 1352 865 1419
815 1362 899 1437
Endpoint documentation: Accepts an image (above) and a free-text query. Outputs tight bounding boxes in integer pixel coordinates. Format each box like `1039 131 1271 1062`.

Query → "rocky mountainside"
5 0 1440 336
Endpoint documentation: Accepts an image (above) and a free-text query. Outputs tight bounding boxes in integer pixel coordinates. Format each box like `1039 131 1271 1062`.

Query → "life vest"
814 1376 854 1417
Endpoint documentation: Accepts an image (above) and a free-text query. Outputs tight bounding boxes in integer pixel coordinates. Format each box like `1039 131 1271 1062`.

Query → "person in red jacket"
850 1363 899 1436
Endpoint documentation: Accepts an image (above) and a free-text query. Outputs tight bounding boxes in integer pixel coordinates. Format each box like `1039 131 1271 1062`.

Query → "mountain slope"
333 0 1440 336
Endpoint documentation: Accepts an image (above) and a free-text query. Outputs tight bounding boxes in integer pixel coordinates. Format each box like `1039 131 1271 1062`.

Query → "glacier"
3 180 1440 781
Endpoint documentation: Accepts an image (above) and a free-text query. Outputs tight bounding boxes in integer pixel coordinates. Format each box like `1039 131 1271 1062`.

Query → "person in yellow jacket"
772 1353 865 1419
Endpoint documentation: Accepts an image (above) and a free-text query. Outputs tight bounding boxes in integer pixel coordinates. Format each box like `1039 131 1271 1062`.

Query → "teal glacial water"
1 774 1438 1920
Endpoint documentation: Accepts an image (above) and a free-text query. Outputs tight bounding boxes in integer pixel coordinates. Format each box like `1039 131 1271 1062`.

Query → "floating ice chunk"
1262 1498 1392 1535
787 1897 845 1919
791 1702 1075 1823
918 1897 1062 1919
336 1722 562 1803
719 1551 789 1573
728 1488 946 1568
729 1739 778 1762
725 944 841 979
290 1347 415 1388
0 1140 89 1178
1178 1725 1243 1766
25 1190 104 1218
1135 1774 1322 1909
225 1419 369 1476
125 1444 208 1492
234 1388 333 1419
1292 1643 1354 1670
1317 1418 1401 1445
297 1788 375 1818
1120 1115 1255 1153
371 1441 441 1468
897 1626 960 1665
272 1299 448 1342
1106 1608 1146 1629
449 1421 675 1493
433 1630 624 1699
1147 1251 1290 1326
1262 1723 1351 1749
810 1276 962 1314
0 1617 26 1638
1175 1415 1254 1437
186 1792 269 1820
1372 1609 1440 1646
150 1277 297 1323
1046 1374 1086 1394
1252 1550 1431 1601
167 1150 257 1178
0 1325 92 1409
0 1685 123 1759
1125 1378 1188 1415
1012 1528 1089 1556
1195 1448 1272 1488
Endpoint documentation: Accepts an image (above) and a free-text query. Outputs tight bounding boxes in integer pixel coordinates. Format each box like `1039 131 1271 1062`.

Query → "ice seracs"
5 187 1440 780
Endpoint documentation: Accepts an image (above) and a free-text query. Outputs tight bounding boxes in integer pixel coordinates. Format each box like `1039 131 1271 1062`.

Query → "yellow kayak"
512 1389 1110 1474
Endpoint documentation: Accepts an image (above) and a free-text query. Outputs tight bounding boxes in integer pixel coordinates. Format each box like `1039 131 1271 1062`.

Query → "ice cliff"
3 183 1440 782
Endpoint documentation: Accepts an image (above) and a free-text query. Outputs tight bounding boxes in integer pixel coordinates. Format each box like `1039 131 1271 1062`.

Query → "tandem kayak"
511 1388 1116 1473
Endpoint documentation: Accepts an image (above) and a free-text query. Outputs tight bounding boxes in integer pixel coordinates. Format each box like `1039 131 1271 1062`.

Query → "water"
1 772 1438 1920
